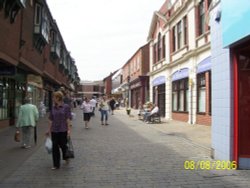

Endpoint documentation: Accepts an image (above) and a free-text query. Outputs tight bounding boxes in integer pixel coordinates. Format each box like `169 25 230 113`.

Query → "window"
137 57 140 70
153 43 157 64
172 78 189 112
172 16 188 52
177 21 182 49
0 78 10 120
172 27 176 52
172 82 178 111
197 73 206 113
183 16 188 45
35 3 41 25
41 11 49 42
198 0 205 35
162 35 166 58
157 33 162 61
154 33 165 64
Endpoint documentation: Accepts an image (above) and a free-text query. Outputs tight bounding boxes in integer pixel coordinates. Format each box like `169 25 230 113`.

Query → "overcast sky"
47 0 164 81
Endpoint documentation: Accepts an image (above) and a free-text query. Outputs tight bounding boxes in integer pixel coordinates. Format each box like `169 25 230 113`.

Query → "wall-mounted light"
215 10 221 22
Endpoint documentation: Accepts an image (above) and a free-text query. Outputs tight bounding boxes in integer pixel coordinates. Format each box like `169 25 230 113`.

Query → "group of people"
138 102 159 123
15 88 135 170
80 95 118 128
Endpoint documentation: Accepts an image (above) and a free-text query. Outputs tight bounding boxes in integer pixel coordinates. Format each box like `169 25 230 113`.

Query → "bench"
149 113 161 123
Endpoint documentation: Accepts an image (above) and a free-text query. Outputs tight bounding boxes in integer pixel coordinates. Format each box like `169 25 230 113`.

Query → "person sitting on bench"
145 104 159 123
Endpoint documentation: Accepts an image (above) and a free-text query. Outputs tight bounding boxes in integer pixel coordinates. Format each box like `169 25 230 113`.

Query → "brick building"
0 0 80 128
121 43 150 109
77 80 104 100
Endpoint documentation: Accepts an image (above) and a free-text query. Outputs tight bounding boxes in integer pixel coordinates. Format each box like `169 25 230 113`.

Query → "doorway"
237 44 250 158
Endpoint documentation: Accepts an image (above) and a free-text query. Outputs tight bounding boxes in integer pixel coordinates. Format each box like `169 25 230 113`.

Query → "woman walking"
109 97 116 115
80 97 93 129
99 95 109 125
46 91 72 170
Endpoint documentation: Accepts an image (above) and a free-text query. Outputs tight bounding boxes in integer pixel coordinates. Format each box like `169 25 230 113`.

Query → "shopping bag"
14 130 20 142
45 136 52 154
71 112 76 120
65 136 74 158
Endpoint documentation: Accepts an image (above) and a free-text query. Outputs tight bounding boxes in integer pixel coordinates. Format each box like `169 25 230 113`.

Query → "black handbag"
66 136 75 158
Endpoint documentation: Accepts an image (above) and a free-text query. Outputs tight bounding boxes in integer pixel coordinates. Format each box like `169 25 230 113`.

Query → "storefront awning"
152 76 165 86
172 68 189 81
197 56 211 73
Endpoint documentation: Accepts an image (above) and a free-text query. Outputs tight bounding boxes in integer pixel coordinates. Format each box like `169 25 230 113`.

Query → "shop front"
27 74 43 108
0 66 26 127
233 42 250 169
152 76 165 117
172 68 189 122
211 0 250 169
130 76 149 109
196 57 212 126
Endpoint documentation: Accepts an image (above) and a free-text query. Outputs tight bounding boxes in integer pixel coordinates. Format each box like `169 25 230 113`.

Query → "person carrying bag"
65 136 74 158
46 91 72 170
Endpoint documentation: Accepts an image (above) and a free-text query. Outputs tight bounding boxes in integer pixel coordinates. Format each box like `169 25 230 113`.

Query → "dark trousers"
51 131 68 168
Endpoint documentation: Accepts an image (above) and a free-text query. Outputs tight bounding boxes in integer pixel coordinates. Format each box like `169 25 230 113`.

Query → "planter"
126 109 131 115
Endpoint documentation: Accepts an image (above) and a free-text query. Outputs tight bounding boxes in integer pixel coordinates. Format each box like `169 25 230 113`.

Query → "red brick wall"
0 11 20 65
20 3 44 73
105 77 112 95
141 43 150 75
196 114 211 126
172 112 189 122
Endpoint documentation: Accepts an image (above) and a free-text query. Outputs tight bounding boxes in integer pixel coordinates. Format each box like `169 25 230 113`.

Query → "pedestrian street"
1 108 250 188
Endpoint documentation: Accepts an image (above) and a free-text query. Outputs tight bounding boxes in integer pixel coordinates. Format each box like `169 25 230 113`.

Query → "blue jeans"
100 110 108 122
143 112 151 121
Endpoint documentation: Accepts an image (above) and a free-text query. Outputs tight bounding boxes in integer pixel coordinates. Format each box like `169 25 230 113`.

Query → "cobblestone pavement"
1 108 250 188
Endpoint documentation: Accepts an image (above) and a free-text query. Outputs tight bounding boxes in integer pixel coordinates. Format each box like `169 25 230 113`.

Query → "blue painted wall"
222 0 250 47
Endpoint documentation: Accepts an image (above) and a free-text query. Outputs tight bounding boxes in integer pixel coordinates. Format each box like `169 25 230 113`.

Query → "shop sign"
0 66 15 76
130 82 141 89
27 74 43 88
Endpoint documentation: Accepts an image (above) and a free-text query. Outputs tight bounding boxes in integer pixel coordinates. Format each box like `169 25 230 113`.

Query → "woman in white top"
99 95 109 125
80 97 93 129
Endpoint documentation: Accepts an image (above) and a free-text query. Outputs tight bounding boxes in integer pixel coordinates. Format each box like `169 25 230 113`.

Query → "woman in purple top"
47 91 72 170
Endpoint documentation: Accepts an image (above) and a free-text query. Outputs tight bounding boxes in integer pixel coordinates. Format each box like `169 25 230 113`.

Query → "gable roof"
147 0 171 41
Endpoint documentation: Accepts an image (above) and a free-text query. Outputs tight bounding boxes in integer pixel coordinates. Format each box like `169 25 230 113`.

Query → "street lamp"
127 75 131 108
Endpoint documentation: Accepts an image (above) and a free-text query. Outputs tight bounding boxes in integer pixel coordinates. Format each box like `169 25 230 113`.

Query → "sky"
47 0 165 81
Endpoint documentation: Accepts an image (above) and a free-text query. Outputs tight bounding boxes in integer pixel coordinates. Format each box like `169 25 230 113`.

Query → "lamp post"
126 75 131 115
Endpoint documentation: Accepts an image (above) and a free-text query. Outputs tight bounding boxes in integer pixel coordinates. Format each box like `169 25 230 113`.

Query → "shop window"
172 78 189 112
197 73 206 113
208 71 211 114
0 78 8 120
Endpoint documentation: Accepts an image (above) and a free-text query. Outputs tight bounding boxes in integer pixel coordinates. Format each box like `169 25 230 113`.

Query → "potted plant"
126 107 131 115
